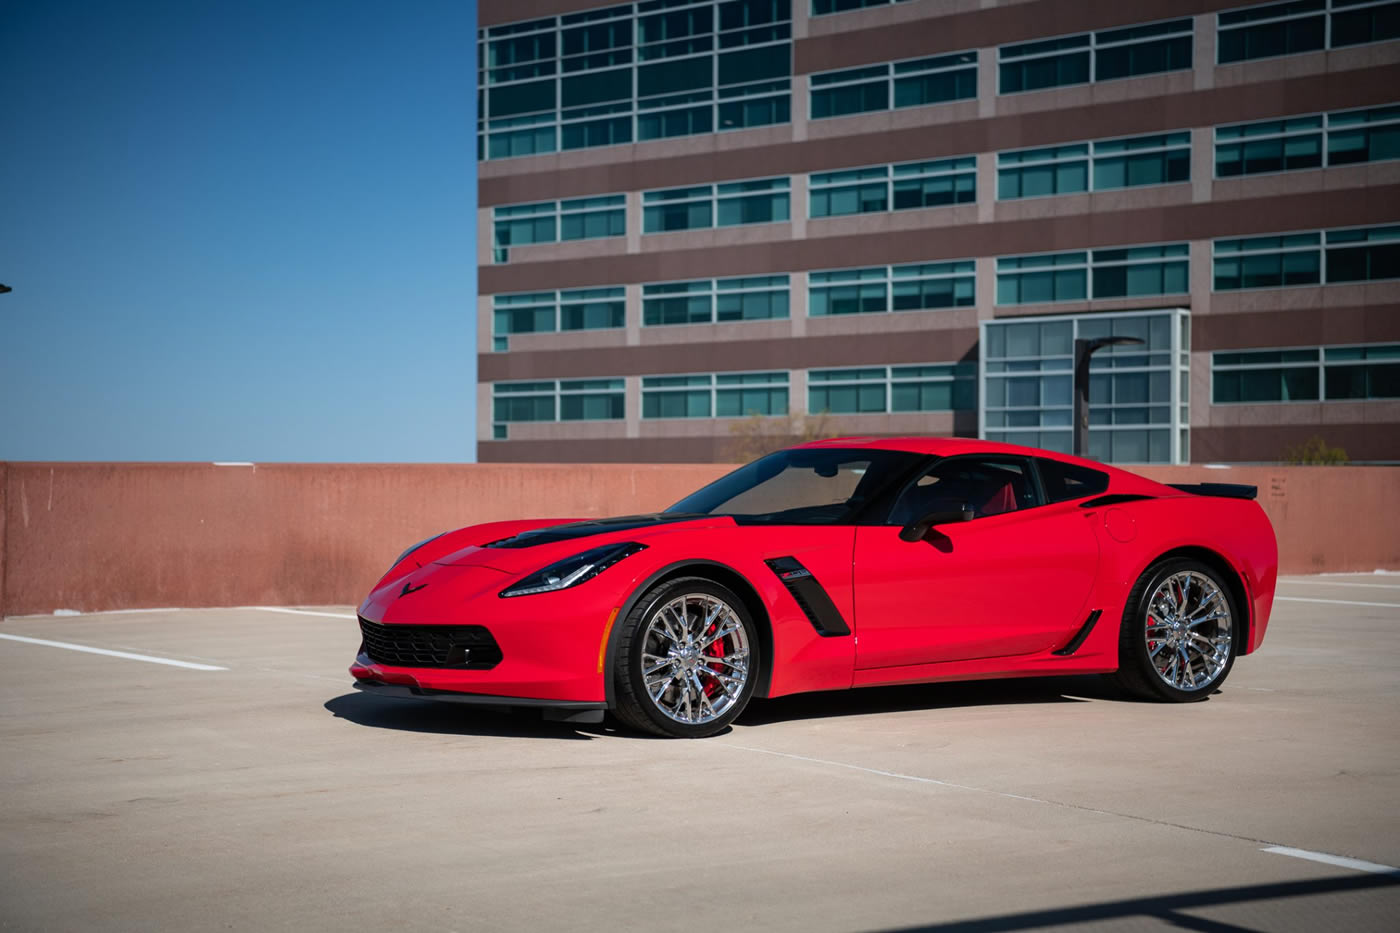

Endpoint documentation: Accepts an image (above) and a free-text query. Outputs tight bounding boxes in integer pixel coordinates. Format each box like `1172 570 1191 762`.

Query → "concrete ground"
1 575 1398 932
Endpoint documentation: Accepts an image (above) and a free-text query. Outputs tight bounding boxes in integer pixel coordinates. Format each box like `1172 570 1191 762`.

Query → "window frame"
883 454 1044 526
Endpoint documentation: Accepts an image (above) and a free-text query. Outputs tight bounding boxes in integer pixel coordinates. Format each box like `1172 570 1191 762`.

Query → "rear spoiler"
1167 482 1258 500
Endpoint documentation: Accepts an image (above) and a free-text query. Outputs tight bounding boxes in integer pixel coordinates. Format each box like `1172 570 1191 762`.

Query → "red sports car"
351 438 1277 737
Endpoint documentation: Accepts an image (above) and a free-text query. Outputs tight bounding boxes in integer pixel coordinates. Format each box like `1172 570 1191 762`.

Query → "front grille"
358 617 503 670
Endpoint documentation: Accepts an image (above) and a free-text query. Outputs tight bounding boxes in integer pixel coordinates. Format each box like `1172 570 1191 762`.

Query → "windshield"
666 448 927 525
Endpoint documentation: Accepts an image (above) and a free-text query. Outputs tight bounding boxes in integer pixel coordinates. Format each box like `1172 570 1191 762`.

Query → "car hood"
431 513 736 575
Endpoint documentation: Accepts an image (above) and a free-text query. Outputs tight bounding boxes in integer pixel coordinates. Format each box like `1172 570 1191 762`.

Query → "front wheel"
1115 559 1239 702
612 577 759 738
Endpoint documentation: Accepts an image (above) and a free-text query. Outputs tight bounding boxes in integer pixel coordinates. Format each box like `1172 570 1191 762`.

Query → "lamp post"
1074 335 1146 458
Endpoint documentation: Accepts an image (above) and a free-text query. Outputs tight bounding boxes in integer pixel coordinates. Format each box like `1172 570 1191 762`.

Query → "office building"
477 0 1400 463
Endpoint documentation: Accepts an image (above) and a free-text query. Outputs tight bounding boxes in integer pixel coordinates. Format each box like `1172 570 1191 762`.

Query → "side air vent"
1053 610 1102 656
1080 494 1154 508
764 557 851 637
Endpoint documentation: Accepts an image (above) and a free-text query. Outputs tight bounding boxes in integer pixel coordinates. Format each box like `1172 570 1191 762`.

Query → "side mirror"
898 505 975 542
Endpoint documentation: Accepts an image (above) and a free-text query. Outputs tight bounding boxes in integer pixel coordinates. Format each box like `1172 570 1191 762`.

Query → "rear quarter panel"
1089 496 1278 654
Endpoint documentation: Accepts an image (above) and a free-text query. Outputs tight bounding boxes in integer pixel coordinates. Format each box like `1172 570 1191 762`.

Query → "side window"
1036 457 1109 503
888 458 1037 525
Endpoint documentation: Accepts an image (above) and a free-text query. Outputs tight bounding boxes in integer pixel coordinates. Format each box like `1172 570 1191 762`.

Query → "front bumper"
352 680 607 723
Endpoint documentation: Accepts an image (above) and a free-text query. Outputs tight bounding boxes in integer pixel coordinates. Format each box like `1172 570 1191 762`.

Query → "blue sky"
0 0 478 462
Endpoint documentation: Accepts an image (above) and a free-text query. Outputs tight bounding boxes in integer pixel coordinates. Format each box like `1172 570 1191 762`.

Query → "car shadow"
327 676 1196 740
736 675 1130 727
323 692 601 740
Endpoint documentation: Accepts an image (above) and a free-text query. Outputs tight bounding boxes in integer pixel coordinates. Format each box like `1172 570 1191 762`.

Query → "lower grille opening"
358 617 503 670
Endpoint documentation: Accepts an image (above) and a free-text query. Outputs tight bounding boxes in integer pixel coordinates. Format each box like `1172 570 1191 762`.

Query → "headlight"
499 542 647 598
390 532 446 571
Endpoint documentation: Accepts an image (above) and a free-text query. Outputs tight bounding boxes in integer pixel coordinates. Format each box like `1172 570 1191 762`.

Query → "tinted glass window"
667 448 924 524
1036 458 1110 502
888 458 1036 525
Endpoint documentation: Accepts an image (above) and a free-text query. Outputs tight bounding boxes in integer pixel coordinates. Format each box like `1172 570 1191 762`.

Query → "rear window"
1037 458 1109 502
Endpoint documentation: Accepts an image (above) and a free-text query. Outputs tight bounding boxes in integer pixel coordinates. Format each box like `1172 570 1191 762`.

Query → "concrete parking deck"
2 575 1398 931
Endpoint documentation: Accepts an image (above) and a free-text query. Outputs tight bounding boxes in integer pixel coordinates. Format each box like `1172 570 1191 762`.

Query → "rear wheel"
613 577 758 738
1115 559 1238 702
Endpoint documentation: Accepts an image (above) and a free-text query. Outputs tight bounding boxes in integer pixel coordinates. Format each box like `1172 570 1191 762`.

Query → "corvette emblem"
400 581 428 597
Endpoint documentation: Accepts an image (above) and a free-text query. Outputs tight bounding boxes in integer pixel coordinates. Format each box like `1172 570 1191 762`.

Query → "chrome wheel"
1145 570 1233 692
640 593 751 726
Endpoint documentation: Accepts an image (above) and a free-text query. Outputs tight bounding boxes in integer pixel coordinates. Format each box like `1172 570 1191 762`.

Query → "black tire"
612 577 760 738
1115 558 1240 702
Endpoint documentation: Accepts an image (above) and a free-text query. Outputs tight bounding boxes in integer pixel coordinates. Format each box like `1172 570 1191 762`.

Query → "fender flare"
602 558 768 709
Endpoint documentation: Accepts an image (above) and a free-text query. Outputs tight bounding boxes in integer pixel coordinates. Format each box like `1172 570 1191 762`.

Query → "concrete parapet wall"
1 461 1396 617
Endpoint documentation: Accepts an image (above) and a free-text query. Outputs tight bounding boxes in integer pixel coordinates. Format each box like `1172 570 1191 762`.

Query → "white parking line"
1280 580 1400 590
0 633 228 671
716 743 1400 880
1263 846 1400 877
243 607 356 619
1275 596 1400 609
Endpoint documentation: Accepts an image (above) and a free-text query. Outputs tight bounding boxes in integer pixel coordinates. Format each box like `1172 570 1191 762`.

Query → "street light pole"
1074 335 1146 458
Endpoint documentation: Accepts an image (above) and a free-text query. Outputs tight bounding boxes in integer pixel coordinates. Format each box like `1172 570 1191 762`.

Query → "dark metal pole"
1073 336 1146 458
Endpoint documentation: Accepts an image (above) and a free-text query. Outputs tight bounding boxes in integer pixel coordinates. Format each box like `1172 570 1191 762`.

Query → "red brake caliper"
703 623 724 698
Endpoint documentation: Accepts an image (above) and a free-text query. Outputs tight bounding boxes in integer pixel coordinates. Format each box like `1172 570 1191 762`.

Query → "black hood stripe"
484 513 711 549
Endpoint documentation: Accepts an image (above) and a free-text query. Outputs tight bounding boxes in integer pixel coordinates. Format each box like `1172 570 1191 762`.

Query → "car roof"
792 435 1170 491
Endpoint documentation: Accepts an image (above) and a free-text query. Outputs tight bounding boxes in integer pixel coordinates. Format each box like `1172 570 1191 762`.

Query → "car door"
852 455 1100 670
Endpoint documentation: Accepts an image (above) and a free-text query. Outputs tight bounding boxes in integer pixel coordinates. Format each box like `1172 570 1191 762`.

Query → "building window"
810 51 976 119
643 375 714 418
811 157 975 216
560 195 627 240
559 379 627 420
999 19 1191 94
1213 344 1400 402
996 252 1089 304
1327 225 1400 282
998 145 1089 199
643 275 790 325
1093 133 1191 189
717 177 791 225
810 166 889 216
1215 117 1324 177
717 371 789 415
1331 0 1400 46
1213 224 1400 289
1218 0 1326 62
810 261 975 315
1213 234 1322 289
492 288 625 342
981 310 1190 464
1092 20 1194 81
999 132 1190 199
643 178 789 232
1325 345 1400 399
642 371 790 418
1216 104 1400 177
1092 245 1190 299
481 1 793 161
560 288 627 331
997 245 1187 305
493 381 557 423
809 364 975 414
493 292 557 337
643 185 714 232
492 379 625 427
1329 105 1400 165
1212 349 1322 402
493 195 624 261
811 0 914 14
1217 0 1399 64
